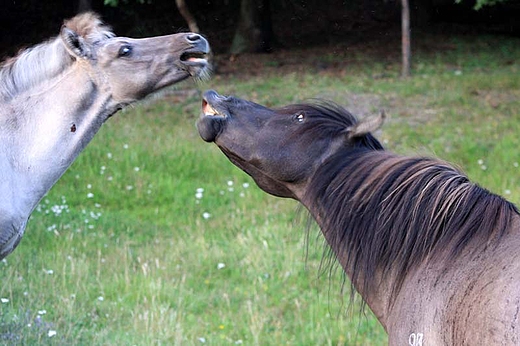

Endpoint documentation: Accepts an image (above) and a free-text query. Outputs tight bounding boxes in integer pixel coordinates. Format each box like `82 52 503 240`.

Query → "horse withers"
0 12 210 260
197 90 520 345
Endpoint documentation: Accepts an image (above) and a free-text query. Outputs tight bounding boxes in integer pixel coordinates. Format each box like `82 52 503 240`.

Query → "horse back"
388 215 520 346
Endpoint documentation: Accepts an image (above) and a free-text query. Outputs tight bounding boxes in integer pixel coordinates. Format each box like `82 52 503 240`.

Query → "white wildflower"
48 330 57 338
217 263 226 270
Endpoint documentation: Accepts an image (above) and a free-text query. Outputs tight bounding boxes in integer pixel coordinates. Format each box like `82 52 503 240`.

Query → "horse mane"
276 101 385 151
0 12 114 101
306 147 519 304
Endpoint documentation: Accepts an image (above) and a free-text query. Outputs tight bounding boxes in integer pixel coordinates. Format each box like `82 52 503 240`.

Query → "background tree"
230 0 274 54
175 0 199 33
401 0 411 77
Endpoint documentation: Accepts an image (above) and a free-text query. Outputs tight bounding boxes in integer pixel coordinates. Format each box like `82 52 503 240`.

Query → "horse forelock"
306 149 518 305
0 12 114 102
63 12 115 45
278 102 384 150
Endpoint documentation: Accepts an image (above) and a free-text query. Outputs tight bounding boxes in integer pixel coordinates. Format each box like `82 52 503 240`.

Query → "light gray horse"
0 12 210 259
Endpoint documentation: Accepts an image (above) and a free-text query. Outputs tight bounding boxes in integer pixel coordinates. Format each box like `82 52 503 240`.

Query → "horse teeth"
204 106 219 116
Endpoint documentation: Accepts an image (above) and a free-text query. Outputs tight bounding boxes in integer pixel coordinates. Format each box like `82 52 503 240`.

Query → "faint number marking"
409 333 423 346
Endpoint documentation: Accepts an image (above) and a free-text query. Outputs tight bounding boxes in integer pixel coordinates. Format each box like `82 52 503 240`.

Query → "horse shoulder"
388 219 520 345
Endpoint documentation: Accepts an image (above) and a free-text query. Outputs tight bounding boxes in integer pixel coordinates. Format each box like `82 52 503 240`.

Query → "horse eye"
295 113 305 123
118 45 132 57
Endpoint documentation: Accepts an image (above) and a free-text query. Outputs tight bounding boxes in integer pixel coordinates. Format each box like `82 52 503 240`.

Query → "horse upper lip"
202 98 226 117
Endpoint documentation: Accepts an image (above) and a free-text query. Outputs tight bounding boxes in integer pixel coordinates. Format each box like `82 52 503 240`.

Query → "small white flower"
514 162 519 168
87 184 92 189
477 159 484 165
1 298 9 303
123 144 129 149
227 180 234 186
46 269 54 275
198 337 206 343
48 330 57 338
87 193 94 198
107 152 113 159
202 212 211 220
235 340 243 345
38 310 47 315
454 70 462 76
505 189 511 195
196 188 204 193
195 192 203 199
242 183 249 188
134 167 140 172
217 262 226 270
97 296 104 302
126 185 133 191
107 176 113 181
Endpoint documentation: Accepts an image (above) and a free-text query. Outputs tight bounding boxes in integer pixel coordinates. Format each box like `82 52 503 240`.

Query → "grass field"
1 33 519 345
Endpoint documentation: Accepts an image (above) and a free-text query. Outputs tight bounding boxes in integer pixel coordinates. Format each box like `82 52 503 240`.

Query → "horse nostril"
187 34 201 42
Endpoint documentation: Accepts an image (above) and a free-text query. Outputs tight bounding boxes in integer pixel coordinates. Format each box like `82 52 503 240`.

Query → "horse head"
197 90 384 199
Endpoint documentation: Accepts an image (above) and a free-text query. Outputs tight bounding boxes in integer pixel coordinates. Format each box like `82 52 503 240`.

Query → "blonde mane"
0 12 114 102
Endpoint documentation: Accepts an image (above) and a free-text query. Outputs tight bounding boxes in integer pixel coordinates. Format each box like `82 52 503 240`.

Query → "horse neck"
295 150 406 330
0 61 116 220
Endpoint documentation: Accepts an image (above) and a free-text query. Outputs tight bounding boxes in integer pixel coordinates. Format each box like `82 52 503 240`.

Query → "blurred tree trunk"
175 0 199 33
230 0 274 54
401 0 411 77
77 0 92 13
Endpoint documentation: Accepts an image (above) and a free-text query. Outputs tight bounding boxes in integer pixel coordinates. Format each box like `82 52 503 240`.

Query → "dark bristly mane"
277 101 385 151
307 147 519 303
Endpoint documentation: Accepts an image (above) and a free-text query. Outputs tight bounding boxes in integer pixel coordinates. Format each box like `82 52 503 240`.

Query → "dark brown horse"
197 90 520 346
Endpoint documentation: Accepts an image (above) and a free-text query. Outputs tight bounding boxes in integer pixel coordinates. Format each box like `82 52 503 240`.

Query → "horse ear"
60 26 92 60
346 110 386 138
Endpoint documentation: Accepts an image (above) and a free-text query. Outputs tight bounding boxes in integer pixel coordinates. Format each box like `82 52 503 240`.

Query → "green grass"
1 33 519 345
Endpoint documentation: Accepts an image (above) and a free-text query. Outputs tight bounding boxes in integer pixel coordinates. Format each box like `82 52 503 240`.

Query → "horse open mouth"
201 95 227 119
180 52 208 65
